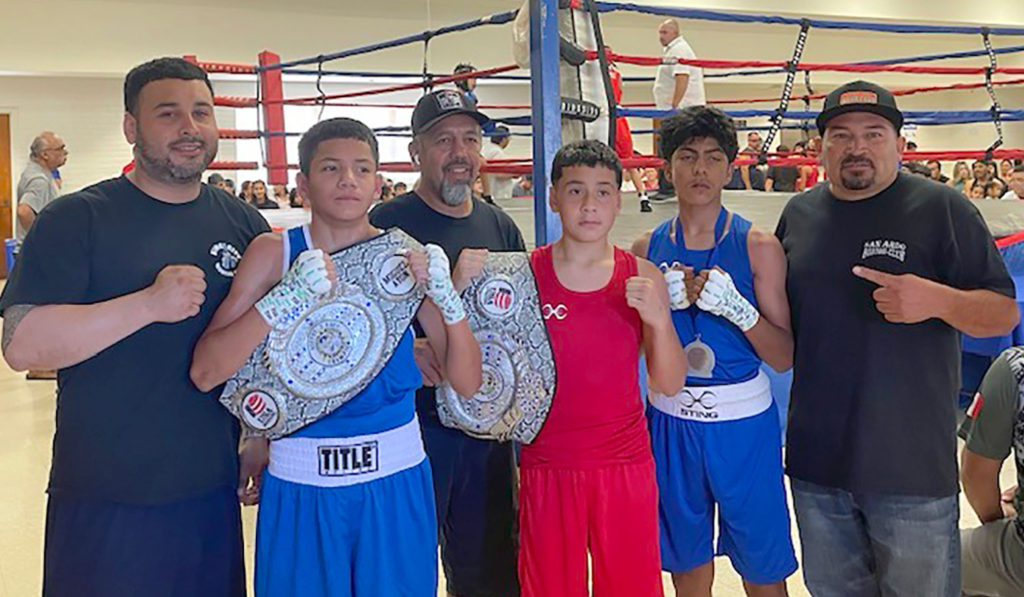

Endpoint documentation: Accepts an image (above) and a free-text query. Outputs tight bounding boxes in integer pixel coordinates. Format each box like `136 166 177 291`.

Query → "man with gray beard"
0 57 268 596
370 88 525 597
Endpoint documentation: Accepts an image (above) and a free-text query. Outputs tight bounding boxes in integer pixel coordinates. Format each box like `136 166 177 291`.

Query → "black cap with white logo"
412 89 490 135
816 80 904 135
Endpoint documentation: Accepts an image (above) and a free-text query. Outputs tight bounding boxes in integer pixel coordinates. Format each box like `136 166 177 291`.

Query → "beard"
438 159 475 206
135 132 217 184
839 156 876 191
440 180 471 206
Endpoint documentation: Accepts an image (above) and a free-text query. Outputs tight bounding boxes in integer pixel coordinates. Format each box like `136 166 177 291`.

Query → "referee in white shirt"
652 19 706 200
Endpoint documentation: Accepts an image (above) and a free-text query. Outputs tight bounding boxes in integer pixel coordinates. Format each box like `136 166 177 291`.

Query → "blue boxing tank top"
647 208 761 387
282 225 422 438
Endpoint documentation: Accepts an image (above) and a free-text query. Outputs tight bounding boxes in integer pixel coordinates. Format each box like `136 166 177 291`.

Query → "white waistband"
268 416 425 487
649 370 772 423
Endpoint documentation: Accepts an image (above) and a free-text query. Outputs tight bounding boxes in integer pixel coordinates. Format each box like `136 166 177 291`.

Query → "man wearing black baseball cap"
370 88 525 597
776 80 1018 596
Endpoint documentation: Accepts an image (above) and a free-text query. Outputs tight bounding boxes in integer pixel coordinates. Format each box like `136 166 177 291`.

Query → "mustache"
443 160 473 171
842 156 874 168
170 136 206 149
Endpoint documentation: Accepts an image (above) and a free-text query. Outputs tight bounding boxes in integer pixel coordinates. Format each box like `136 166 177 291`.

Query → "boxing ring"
187 1 1024 433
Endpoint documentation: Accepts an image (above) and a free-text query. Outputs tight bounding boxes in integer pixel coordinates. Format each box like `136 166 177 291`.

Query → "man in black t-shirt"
776 81 1018 597
0 58 268 597
370 89 524 597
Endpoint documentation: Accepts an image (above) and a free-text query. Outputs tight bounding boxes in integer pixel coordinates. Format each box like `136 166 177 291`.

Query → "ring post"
530 0 563 246
259 51 289 186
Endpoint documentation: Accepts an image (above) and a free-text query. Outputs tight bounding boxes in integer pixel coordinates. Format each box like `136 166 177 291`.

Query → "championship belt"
437 253 555 443
221 229 425 439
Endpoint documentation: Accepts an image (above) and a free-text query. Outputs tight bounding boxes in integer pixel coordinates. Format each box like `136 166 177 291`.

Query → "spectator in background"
272 184 288 206
726 131 765 191
951 161 972 193
765 145 800 192
958 349 1024 597
987 180 1007 200
903 161 933 179
224 178 236 196
606 50 652 212
206 173 227 191
1000 159 1015 182
288 187 305 208
651 18 706 201
794 140 819 192
454 63 496 136
239 180 252 203
513 174 533 197
16 131 67 241
927 160 949 184
481 125 515 203
394 182 408 194
965 160 995 197
250 180 278 209
1004 165 1024 200
969 183 987 200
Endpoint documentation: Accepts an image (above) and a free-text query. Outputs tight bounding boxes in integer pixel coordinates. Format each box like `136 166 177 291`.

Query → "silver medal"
684 335 716 379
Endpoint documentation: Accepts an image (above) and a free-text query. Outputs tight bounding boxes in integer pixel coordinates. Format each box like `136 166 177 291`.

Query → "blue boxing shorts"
647 372 797 585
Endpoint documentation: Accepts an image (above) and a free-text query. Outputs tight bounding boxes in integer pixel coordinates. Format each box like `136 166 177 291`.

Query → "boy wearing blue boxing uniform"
633 106 798 597
191 117 482 596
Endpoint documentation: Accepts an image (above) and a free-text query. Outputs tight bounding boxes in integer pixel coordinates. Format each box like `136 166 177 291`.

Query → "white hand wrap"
664 270 690 311
256 249 332 330
424 244 466 325
696 269 759 332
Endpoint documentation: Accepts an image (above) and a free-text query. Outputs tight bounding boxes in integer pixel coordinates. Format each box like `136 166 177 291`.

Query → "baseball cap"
411 89 490 135
816 80 904 135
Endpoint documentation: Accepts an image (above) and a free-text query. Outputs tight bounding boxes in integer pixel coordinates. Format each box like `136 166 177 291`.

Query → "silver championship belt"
437 252 555 443
221 228 425 439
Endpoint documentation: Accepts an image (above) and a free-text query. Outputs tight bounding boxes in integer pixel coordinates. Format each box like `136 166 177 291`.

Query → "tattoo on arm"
2 304 35 353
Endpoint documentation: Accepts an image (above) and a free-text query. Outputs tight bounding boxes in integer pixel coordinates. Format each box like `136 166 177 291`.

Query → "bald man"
17 131 67 241
652 19 706 200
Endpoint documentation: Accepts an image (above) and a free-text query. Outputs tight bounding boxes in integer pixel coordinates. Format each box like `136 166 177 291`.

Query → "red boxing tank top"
521 244 652 469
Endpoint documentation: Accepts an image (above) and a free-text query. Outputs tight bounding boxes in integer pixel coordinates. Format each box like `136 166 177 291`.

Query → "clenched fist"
453 249 489 293
144 265 206 323
626 276 672 328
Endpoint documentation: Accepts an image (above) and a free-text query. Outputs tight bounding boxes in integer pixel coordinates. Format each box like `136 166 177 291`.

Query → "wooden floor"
0 194 1015 595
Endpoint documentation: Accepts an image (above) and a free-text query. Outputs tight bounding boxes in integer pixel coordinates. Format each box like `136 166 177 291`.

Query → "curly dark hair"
659 106 739 163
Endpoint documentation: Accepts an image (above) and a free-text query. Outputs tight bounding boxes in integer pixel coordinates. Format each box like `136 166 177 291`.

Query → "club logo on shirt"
542 303 568 321
478 278 517 318
318 441 380 477
209 242 243 277
240 391 280 430
862 239 906 263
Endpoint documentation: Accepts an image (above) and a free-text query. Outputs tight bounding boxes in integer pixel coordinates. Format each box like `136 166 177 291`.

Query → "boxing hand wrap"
696 269 759 332
424 244 466 325
664 269 691 311
256 249 332 330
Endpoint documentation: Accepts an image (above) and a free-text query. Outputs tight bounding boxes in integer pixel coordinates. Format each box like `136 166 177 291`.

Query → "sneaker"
640 198 653 213
650 191 675 202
